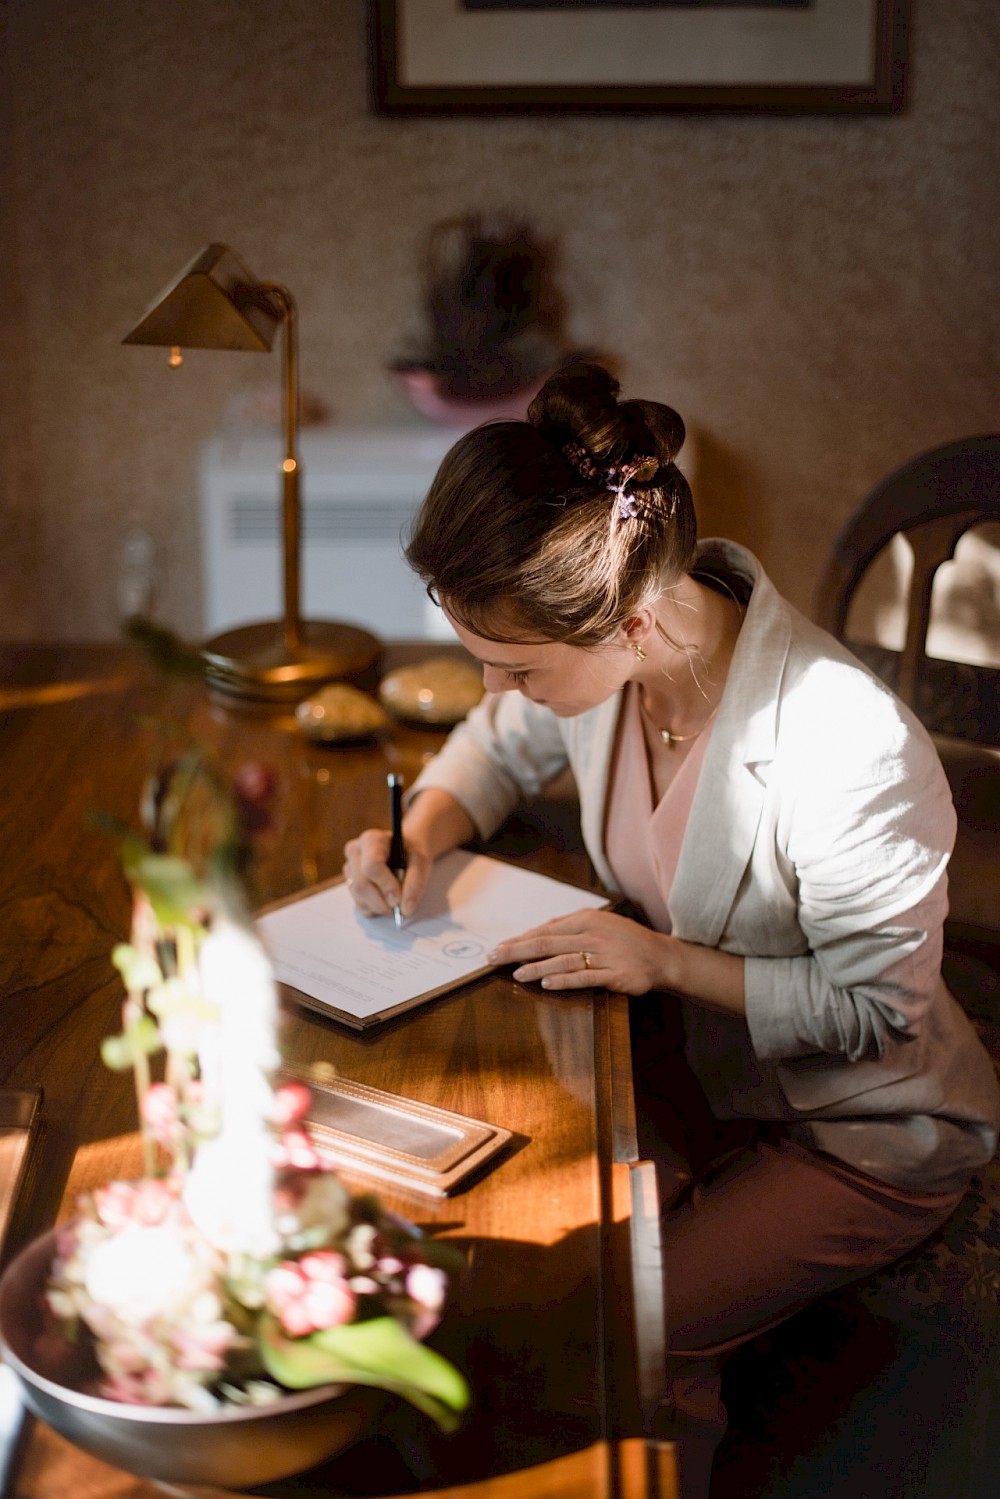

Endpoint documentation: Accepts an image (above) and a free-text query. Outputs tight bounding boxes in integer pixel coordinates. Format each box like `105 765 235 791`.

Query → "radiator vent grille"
229 496 413 545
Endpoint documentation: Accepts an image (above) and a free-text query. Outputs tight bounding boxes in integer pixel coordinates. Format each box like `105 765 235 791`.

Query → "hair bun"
528 361 621 450
529 361 684 469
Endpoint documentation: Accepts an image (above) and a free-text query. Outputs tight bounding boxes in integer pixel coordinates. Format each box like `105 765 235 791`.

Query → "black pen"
387 773 406 929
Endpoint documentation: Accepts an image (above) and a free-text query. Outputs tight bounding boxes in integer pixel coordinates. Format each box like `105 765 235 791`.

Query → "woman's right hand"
342 788 476 923
342 828 434 923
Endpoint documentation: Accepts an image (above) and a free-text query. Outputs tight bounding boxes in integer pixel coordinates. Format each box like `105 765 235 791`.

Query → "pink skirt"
662 1130 964 1357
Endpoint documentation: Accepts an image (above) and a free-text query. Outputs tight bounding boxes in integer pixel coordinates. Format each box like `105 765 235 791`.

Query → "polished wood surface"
14 1435 678 1499
0 643 671 1497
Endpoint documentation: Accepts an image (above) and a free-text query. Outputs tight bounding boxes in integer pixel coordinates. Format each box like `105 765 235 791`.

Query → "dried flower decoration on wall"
391 213 578 423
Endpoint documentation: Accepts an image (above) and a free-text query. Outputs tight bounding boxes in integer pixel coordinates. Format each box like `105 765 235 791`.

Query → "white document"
256 849 609 1030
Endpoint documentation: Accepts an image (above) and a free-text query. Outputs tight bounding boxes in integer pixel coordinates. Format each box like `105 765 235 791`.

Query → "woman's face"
443 608 632 717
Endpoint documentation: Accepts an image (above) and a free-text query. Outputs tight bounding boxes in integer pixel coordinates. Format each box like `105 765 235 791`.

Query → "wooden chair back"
815 433 1000 744
816 435 1000 945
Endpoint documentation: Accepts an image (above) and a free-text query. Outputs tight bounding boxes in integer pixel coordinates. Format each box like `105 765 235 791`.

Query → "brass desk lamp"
124 243 379 701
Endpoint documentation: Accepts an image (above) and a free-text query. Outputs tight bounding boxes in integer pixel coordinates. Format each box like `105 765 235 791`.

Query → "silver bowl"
0 1229 384 1489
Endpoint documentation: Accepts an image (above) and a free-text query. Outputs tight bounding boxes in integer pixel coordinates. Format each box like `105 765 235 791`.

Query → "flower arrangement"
45 751 469 1429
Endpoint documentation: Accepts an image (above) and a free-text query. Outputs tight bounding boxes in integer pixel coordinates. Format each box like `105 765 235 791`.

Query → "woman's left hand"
487 909 672 996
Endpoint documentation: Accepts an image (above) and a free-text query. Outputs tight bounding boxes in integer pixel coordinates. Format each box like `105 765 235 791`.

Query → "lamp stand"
199 283 379 701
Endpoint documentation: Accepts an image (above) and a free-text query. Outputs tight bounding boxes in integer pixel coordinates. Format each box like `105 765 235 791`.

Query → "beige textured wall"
2 0 998 642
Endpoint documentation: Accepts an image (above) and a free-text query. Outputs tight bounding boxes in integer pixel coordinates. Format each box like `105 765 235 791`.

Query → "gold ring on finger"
580 950 592 971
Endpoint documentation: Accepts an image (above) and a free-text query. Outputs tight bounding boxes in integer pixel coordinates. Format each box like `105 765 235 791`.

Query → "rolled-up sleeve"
409 693 570 841
746 877 948 1063
744 673 956 1065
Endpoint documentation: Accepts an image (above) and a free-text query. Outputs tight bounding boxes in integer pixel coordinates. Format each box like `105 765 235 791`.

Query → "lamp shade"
123 242 380 699
123 244 282 353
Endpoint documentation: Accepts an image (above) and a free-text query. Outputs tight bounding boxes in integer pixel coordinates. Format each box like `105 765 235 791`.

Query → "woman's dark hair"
404 362 697 646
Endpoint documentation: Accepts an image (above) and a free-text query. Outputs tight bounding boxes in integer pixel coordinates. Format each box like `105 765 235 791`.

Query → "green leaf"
124 852 212 927
111 943 163 993
124 617 205 678
119 832 151 872
258 1314 470 1432
86 808 131 838
146 979 218 1025
100 1015 161 1070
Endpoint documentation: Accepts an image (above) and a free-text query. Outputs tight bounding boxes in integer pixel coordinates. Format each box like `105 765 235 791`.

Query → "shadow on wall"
687 429 762 556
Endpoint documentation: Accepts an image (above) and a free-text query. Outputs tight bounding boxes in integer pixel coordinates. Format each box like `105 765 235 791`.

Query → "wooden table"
0 644 673 1498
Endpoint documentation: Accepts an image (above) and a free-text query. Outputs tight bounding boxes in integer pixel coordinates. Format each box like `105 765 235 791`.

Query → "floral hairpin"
611 456 660 520
562 440 603 482
562 442 661 520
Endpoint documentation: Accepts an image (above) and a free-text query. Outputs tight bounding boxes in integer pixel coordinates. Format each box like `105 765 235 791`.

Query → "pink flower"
231 761 277 836
55 1223 79 1259
272 1082 312 1126
140 1083 181 1142
274 1128 321 1171
101 1367 172 1407
269 1289 313 1337
161 1293 236 1373
303 1277 355 1330
103 1338 149 1375
299 1251 347 1282
94 1182 139 1232
266 1264 304 1301
265 1253 356 1336
265 1265 316 1337
131 1179 174 1227
170 1323 233 1371
92 1178 177 1233
406 1263 447 1313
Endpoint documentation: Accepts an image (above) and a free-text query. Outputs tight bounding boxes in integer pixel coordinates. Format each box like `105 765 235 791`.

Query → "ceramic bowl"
0 1229 383 1489
393 368 547 427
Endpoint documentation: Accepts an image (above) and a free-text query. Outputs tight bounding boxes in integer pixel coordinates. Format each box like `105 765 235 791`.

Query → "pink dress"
603 681 713 932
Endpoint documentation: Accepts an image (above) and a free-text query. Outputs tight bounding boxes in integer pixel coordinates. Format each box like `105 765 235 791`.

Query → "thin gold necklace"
642 576 743 748
641 693 721 748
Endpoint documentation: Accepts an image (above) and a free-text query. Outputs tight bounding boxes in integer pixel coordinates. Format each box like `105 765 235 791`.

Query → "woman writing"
343 363 999 1493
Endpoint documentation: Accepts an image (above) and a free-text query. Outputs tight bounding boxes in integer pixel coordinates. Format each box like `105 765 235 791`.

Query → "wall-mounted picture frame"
370 0 908 116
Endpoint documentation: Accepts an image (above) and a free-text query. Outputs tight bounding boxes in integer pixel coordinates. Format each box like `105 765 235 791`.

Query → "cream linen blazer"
412 541 999 1192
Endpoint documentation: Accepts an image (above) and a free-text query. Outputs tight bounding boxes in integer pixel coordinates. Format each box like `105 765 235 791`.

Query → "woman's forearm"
402 787 476 862
661 934 746 1016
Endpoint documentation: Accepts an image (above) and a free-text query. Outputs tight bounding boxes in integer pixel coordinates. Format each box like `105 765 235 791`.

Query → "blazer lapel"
668 544 792 949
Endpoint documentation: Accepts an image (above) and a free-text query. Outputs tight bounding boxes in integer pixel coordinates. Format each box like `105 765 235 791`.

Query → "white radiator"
199 426 459 639
200 422 698 640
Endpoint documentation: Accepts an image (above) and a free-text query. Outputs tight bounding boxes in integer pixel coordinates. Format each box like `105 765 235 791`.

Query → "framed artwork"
370 0 908 115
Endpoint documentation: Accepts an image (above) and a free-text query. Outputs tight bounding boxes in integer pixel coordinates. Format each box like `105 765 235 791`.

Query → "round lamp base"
201 620 381 703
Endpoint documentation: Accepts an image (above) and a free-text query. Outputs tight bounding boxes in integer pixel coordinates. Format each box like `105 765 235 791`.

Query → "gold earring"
633 643 646 662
